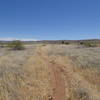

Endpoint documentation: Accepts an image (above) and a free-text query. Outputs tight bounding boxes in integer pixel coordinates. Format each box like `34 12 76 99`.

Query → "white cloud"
0 37 37 41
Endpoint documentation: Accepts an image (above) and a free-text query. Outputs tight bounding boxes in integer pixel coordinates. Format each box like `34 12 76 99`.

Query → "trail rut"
37 48 66 100
36 46 100 100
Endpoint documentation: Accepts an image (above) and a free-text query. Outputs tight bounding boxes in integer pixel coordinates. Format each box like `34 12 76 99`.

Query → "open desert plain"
0 41 100 100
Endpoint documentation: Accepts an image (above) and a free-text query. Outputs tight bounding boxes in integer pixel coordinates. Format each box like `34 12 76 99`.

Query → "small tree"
62 41 65 44
8 40 25 50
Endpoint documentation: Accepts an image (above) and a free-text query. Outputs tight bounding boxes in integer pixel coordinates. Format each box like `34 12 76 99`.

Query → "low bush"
62 41 70 45
65 42 70 45
80 41 96 47
8 40 25 50
0 43 5 48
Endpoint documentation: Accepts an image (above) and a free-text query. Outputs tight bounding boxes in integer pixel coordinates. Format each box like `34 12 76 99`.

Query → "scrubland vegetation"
7 40 25 50
0 41 100 100
46 43 100 100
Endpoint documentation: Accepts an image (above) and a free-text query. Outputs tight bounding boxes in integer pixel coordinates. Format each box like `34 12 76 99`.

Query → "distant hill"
0 39 100 44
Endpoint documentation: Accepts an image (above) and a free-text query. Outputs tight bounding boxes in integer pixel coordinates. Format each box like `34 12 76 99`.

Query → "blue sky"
0 0 100 40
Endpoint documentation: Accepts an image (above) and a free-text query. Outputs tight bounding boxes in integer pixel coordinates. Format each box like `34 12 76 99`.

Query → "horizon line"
0 37 100 41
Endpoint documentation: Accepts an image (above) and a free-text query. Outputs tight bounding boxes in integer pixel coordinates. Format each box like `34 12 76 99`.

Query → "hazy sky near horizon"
0 0 100 40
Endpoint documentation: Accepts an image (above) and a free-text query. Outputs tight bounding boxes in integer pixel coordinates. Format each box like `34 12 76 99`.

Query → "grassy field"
0 43 100 100
45 44 100 99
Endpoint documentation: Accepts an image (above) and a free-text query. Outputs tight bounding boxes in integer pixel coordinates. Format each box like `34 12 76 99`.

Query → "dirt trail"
36 45 100 100
0 45 100 100
37 47 66 100
24 45 100 100
50 62 66 100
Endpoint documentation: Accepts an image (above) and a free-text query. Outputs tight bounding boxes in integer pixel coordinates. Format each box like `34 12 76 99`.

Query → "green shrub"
80 42 84 45
62 41 69 45
62 41 65 44
80 41 96 47
84 42 96 47
0 43 4 48
8 40 25 50
65 42 70 45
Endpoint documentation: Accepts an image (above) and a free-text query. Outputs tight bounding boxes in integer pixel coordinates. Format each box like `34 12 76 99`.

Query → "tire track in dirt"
37 47 66 100
47 61 66 100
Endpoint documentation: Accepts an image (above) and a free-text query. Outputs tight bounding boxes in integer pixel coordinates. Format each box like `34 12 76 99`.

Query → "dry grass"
0 44 100 100
45 44 100 100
